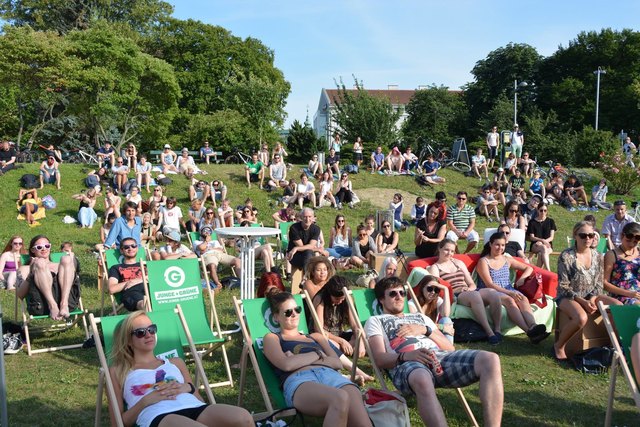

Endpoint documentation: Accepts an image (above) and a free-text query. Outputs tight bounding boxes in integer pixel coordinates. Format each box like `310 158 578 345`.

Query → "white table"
214 227 281 299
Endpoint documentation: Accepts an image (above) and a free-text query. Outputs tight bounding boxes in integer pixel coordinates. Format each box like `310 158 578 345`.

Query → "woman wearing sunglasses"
603 222 640 305
17 235 79 321
109 311 252 427
502 200 527 231
0 236 26 290
263 291 372 426
375 220 398 254
555 221 622 361
409 275 454 343
526 204 556 270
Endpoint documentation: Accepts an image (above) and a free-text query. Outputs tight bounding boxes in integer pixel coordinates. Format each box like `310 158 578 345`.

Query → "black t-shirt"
509 175 525 189
0 148 16 162
327 154 340 165
108 261 142 283
526 217 557 249
415 220 446 259
564 179 583 191
287 222 321 252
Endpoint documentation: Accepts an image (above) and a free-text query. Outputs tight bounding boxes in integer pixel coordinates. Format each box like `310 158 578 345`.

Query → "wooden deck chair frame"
343 285 479 427
141 257 233 388
233 294 314 421
98 246 150 316
91 305 216 427
597 301 640 426
188 230 237 278
19 251 89 356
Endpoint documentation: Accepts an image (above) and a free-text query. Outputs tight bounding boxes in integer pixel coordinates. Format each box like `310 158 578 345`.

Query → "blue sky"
169 1 640 128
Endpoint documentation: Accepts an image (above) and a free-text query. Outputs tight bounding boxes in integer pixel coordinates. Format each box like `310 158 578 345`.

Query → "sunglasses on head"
387 289 406 298
122 243 138 250
131 324 157 338
577 232 596 240
34 243 51 251
625 233 640 242
282 306 302 318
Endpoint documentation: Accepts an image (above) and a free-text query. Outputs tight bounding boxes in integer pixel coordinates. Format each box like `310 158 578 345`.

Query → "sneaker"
4 334 22 354
348 202 354 209
568 207 576 212
487 334 502 345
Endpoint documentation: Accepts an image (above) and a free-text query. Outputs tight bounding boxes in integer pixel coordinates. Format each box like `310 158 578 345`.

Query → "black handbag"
572 346 613 374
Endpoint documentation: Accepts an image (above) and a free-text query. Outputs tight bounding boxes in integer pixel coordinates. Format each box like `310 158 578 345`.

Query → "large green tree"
0 0 173 33
402 85 465 147
538 28 640 134
331 77 401 153
287 119 323 162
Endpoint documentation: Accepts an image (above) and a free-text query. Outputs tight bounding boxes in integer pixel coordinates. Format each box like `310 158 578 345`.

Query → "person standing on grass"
446 191 479 254
510 124 524 159
486 126 499 170
353 137 363 168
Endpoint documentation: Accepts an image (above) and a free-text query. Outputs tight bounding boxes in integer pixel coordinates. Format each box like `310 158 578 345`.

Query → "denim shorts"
283 367 354 407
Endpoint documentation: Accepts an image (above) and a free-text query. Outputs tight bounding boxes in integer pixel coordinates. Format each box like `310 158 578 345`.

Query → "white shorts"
446 230 479 243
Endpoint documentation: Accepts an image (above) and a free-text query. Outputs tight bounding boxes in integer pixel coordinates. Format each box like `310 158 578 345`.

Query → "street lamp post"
513 80 528 126
594 67 606 130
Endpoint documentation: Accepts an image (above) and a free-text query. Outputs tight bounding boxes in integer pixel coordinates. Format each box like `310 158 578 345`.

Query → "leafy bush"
573 127 619 167
591 151 640 194
286 120 323 163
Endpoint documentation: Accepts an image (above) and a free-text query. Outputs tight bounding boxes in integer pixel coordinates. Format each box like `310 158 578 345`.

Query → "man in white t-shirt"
510 124 524 159
295 173 316 209
486 126 499 169
153 230 196 260
365 277 503 427
471 148 488 180
194 226 240 289
160 197 186 236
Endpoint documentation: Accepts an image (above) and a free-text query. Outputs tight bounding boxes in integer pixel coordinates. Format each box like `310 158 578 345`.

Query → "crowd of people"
3 133 640 426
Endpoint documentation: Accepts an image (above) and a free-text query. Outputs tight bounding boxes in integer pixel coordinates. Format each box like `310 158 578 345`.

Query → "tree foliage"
286 119 323 163
402 85 465 147
331 77 401 154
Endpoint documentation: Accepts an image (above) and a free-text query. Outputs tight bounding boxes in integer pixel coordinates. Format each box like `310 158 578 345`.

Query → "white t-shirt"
270 162 286 180
487 132 499 147
408 297 443 314
365 313 438 360
297 182 314 194
163 206 183 230
159 243 192 256
194 238 223 256
319 180 332 197
472 155 486 166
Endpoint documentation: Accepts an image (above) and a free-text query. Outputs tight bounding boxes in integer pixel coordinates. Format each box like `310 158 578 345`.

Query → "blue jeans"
326 246 352 258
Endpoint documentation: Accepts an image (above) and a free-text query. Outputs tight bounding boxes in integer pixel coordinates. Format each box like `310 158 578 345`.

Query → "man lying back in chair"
108 237 145 311
365 276 504 427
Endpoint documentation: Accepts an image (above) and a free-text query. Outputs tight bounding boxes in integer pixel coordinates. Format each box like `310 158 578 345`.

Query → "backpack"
157 176 172 186
20 174 39 189
453 318 488 342
85 175 99 188
572 346 614 374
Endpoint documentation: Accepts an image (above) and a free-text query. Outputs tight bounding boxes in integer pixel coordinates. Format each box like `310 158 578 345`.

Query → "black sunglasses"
386 289 406 298
121 243 138 250
624 233 640 242
131 324 157 338
282 306 302 318
577 232 596 240
425 286 437 293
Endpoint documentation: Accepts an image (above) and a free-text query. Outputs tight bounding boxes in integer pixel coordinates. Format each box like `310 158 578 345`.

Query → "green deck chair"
142 258 233 388
233 294 309 419
567 236 608 253
99 247 148 316
90 305 216 427
20 252 89 356
598 302 640 426
344 286 479 427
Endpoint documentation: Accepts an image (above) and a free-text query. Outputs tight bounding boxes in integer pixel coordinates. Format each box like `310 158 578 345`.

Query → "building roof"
324 88 416 106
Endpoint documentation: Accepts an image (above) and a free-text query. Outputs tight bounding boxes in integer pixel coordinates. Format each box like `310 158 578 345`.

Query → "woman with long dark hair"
0 236 26 290
603 221 640 305
410 275 454 343
414 205 447 259
327 215 352 259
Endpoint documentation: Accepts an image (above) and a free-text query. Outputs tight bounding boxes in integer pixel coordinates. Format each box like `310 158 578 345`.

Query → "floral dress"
556 248 603 302
609 252 640 305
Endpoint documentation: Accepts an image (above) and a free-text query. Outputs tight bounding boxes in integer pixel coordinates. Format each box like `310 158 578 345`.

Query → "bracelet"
187 382 196 394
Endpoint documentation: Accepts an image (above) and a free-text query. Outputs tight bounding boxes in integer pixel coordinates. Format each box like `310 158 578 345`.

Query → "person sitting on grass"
350 224 375 269
563 174 588 207
527 204 556 271
108 311 253 427
18 188 39 226
210 179 227 207
410 196 427 225
186 199 206 232
267 154 288 192
590 178 612 210
518 152 536 177
195 226 241 290
421 154 446 185
160 144 178 174
326 148 340 176
97 141 115 169
386 146 403 173
108 237 146 312
427 191 448 222
327 214 352 260
17 235 80 321
476 186 500 222
111 157 129 194
370 146 385 174
446 191 479 254
153 231 196 261
177 148 198 179
390 193 407 231
135 155 152 193
318 171 338 209
189 179 211 203
294 174 317 210
376 220 399 255
545 173 564 205
307 153 323 177
528 170 545 199
365 276 504 427
245 153 264 189
471 148 489 180
508 168 526 200
39 154 62 189
199 140 216 164
402 146 419 173
262 291 373 427
272 205 297 228
504 152 517 176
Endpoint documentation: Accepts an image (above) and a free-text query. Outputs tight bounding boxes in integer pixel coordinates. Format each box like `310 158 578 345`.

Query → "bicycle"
66 148 98 165
224 148 253 164
417 138 471 173
533 160 592 182
14 140 41 164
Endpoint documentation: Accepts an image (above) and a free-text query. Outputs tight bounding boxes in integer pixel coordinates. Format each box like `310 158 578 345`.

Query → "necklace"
619 245 636 257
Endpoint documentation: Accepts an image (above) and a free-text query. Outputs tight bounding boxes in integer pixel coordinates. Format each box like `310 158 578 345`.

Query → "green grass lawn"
1 161 639 426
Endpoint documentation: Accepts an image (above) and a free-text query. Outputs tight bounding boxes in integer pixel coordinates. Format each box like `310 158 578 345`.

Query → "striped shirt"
446 204 475 230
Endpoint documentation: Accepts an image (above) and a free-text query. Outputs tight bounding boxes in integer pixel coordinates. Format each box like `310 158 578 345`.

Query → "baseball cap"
200 226 213 235
165 230 181 242
497 167 504 172
164 144 171 149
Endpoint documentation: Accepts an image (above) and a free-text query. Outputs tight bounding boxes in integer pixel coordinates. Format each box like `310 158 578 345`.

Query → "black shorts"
488 146 497 159
120 283 145 312
249 173 260 182
26 271 80 316
149 404 208 427
354 153 363 161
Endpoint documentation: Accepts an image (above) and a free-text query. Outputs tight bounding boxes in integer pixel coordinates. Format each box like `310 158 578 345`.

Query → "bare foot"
59 305 70 319
49 305 61 321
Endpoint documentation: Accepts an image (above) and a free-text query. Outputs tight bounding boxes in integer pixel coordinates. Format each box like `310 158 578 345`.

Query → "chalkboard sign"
452 138 469 165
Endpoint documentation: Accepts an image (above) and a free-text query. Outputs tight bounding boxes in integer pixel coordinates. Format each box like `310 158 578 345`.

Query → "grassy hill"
1 161 638 426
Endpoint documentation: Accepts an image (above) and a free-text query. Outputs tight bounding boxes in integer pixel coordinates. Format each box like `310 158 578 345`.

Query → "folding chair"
20 252 89 356
142 258 233 388
567 236 608 253
188 230 237 278
275 221 294 275
344 286 479 427
598 302 640 426
98 247 149 316
233 294 310 420
90 305 216 427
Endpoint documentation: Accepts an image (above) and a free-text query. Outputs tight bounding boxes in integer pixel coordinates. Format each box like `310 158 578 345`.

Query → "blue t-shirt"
422 160 441 174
